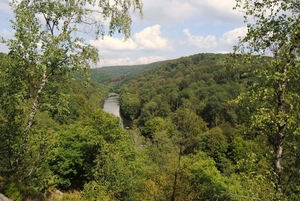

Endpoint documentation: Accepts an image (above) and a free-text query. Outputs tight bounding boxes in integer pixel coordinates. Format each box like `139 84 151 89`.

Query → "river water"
103 95 121 117
103 95 132 128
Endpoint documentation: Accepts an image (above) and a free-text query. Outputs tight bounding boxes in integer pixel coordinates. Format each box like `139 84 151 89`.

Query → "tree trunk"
171 143 182 201
274 108 285 201
274 64 288 201
273 29 298 199
14 69 47 169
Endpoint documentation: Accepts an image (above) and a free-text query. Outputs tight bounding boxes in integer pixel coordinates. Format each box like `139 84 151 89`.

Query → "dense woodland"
119 53 276 200
0 0 299 200
90 61 165 86
0 52 299 201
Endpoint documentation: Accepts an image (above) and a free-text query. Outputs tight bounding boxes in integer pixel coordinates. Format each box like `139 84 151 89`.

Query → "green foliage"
201 127 229 170
2 181 25 201
81 109 145 201
0 51 282 200
178 152 234 201
0 54 26 176
90 61 165 86
0 0 143 185
0 54 110 198
1 180 43 201
49 124 98 190
234 0 300 199
119 53 248 131
116 53 275 200
3 0 299 198
119 91 141 120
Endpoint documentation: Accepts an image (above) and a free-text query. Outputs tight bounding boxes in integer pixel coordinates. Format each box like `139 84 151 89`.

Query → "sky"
0 0 247 67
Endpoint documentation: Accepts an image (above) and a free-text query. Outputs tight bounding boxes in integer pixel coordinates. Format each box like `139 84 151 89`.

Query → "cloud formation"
98 55 166 67
137 56 165 64
90 37 137 51
183 29 217 49
0 0 247 66
220 27 247 46
0 0 11 14
134 25 172 51
90 25 172 52
141 0 242 25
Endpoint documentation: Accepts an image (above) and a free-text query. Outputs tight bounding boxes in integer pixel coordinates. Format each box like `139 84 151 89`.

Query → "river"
103 95 132 129
103 95 121 117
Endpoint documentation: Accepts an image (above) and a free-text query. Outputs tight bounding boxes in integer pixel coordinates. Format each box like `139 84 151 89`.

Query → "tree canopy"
0 0 142 190
234 0 300 200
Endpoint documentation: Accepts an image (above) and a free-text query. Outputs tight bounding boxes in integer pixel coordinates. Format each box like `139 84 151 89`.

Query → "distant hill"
90 61 165 84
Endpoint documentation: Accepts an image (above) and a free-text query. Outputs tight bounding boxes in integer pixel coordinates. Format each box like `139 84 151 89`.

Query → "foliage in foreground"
234 0 300 200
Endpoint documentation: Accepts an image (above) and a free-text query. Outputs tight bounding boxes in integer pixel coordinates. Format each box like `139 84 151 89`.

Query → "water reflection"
103 95 120 117
103 95 132 129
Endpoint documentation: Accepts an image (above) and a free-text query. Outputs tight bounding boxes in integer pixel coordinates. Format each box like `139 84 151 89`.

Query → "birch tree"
234 0 300 200
0 0 142 178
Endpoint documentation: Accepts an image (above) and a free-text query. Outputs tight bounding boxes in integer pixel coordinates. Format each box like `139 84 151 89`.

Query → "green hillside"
119 53 248 123
1 51 300 200
116 53 275 200
90 61 165 84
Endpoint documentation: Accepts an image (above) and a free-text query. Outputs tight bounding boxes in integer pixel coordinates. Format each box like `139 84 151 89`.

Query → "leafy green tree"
234 0 300 200
119 92 141 120
0 54 25 176
201 96 222 127
49 123 98 190
178 152 236 201
140 130 179 201
0 0 142 179
168 107 208 201
144 117 168 136
82 109 144 201
172 107 208 154
202 126 229 172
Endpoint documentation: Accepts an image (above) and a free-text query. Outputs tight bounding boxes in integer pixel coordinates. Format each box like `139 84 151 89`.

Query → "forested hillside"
118 51 300 200
118 53 278 200
120 53 247 124
1 51 299 200
90 61 165 85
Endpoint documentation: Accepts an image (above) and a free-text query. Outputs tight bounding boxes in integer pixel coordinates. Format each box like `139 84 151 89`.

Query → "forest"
0 0 299 201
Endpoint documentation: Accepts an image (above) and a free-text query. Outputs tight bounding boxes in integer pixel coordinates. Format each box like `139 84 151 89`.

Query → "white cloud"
99 57 136 67
220 27 247 46
183 28 217 49
137 56 165 64
90 25 173 52
97 55 166 67
214 50 231 54
90 37 137 51
0 28 12 39
203 0 239 22
0 0 11 14
140 0 242 25
134 25 172 51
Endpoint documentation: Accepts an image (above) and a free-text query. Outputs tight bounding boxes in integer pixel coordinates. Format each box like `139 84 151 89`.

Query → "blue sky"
0 0 247 67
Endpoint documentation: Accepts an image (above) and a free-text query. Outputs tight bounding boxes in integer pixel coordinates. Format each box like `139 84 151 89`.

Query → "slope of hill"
90 61 165 84
114 53 277 200
119 53 250 123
